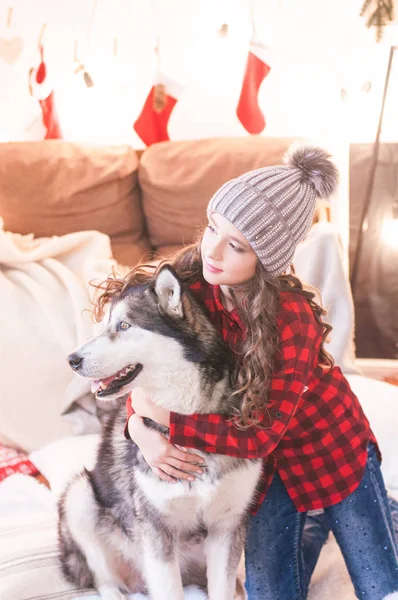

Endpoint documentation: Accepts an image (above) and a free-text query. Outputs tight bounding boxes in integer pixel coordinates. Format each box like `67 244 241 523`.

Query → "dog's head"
68 266 228 402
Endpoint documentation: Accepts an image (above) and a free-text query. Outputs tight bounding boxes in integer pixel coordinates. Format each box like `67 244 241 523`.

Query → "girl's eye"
229 243 243 253
207 224 216 233
117 321 130 331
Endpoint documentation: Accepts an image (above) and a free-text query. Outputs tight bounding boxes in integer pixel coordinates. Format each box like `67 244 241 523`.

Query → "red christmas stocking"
236 41 271 134
133 75 183 146
39 92 62 139
29 45 62 139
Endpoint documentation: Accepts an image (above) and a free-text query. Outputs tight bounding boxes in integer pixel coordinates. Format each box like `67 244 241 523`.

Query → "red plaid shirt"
126 279 378 514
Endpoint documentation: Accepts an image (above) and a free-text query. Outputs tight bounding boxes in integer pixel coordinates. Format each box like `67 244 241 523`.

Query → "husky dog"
58 266 262 600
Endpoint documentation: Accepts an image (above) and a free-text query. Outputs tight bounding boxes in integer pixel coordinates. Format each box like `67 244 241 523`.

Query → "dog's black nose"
68 353 83 371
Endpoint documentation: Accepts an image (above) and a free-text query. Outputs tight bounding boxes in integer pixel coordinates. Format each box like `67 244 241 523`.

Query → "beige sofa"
0 137 300 268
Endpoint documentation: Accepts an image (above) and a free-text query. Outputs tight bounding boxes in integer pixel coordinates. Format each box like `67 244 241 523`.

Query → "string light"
381 218 398 248
73 41 95 88
381 202 398 249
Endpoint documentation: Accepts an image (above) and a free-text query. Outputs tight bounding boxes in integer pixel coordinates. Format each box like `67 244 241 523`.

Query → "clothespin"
73 39 94 87
38 23 46 46
6 7 13 28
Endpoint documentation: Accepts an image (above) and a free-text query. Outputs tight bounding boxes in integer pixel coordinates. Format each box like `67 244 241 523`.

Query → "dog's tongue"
91 375 115 394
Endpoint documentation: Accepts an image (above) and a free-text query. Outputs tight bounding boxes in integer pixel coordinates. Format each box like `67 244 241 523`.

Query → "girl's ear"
154 266 184 318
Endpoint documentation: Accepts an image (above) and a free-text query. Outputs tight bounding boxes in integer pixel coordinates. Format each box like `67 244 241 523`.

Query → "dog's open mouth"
91 364 143 398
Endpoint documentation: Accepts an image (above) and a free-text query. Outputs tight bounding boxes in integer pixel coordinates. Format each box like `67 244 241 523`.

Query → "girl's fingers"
170 446 206 465
158 463 196 482
152 466 177 483
165 457 204 475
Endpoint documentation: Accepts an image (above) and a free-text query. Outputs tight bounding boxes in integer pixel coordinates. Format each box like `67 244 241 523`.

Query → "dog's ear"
154 266 184 318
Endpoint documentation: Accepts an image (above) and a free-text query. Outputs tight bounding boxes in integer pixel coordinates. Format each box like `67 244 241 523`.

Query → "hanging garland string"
360 0 395 42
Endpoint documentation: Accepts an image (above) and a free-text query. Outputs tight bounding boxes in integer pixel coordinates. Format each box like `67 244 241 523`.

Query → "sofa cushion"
112 237 153 268
0 141 151 263
154 244 181 259
139 136 299 250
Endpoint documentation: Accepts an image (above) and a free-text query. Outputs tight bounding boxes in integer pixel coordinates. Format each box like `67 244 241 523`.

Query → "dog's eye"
117 321 130 331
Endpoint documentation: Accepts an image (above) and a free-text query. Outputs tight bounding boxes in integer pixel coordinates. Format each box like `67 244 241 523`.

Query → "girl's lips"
205 261 223 274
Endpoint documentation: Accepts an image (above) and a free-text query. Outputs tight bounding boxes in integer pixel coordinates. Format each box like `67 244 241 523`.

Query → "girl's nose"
207 240 223 261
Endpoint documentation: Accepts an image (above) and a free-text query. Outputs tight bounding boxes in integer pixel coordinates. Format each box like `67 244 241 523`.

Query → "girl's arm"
169 315 319 459
125 393 205 482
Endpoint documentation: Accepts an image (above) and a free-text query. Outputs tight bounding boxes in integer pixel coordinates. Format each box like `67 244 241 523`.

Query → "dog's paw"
99 588 126 600
184 585 208 600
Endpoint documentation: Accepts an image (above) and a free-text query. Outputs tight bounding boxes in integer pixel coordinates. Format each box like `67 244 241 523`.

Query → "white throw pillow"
29 434 100 498
346 374 398 492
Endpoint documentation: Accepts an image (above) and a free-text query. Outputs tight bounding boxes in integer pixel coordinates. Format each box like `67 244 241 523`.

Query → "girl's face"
201 212 258 286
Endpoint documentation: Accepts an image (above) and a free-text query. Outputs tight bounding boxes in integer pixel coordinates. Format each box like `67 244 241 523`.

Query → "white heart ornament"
0 36 24 64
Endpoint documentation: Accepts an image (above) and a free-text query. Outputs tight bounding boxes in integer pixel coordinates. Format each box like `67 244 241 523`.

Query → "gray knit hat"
207 145 338 276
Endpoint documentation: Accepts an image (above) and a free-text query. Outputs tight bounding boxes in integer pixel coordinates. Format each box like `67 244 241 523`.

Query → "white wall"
1 0 391 144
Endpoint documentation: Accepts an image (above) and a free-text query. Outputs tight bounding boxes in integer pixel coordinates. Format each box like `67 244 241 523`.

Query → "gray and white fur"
58 266 262 600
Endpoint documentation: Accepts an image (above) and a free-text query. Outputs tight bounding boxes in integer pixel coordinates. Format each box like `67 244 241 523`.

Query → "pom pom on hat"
284 144 339 199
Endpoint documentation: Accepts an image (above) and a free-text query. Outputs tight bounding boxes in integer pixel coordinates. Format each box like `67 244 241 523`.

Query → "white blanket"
0 472 373 600
1 374 398 600
0 473 351 600
0 218 116 451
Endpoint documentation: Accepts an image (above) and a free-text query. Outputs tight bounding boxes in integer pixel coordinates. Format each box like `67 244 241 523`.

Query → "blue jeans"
245 444 398 599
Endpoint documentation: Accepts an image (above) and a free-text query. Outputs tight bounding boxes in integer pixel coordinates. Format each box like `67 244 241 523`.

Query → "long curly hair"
92 234 334 430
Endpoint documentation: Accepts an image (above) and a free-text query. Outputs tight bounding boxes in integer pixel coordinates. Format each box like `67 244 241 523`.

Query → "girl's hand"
127 413 206 483
130 390 170 428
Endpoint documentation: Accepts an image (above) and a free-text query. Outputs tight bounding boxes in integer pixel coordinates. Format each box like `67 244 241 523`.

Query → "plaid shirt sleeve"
169 313 320 459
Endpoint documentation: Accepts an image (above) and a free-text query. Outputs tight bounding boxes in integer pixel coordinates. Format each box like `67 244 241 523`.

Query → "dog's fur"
58 266 262 600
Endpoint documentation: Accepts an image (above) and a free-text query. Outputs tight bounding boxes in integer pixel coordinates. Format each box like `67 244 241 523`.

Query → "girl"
116 146 398 599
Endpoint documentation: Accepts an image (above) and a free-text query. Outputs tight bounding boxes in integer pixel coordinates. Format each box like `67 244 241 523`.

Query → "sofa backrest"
139 136 299 257
0 137 301 265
